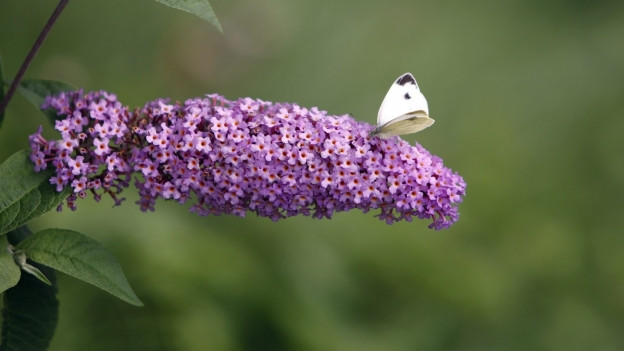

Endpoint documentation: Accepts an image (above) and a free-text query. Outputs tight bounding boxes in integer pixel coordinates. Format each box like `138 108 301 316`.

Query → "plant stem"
0 0 70 116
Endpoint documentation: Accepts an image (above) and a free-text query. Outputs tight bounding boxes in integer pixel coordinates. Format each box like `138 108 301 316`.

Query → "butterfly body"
369 73 435 138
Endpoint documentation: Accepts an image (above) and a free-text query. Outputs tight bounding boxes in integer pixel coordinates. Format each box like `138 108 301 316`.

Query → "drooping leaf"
16 228 143 306
17 79 74 125
153 0 222 32
0 261 57 351
0 235 21 294
0 150 69 236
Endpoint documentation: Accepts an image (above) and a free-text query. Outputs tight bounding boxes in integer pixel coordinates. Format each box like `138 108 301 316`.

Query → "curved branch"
0 0 70 116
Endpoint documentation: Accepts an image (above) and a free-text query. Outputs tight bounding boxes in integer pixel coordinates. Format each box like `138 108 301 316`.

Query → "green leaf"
17 79 74 125
0 151 50 220
0 236 21 294
1 181 71 235
0 191 38 235
16 229 143 306
0 201 20 235
0 54 5 128
153 0 222 33
1 261 57 351
0 150 70 236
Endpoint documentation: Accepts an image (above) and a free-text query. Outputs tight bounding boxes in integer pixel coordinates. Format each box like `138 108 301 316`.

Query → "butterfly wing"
376 73 429 126
372 111 435 138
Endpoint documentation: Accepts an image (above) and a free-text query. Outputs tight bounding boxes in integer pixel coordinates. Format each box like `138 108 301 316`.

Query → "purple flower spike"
29 90 466 229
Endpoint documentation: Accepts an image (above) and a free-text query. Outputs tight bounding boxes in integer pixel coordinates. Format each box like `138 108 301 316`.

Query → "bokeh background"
2 0 624 350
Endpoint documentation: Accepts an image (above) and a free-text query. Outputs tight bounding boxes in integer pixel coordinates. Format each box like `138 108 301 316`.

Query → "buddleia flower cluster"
29 90 466 229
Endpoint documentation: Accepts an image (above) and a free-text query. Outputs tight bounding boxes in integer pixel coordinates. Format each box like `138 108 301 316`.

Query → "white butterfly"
369 72 435 138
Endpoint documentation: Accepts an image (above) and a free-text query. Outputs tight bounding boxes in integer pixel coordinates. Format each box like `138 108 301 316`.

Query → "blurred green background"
2 0 624 350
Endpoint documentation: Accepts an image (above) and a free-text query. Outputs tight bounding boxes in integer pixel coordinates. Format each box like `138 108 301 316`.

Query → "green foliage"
0 236 20 293
16 229 143 306
0 151 70 236
153 0 222 32
1 223 140 350
0 260 58 351
17 80 74 125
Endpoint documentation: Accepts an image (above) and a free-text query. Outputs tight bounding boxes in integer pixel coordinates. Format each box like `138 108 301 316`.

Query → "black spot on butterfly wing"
404 92 411 100
396 73 416 86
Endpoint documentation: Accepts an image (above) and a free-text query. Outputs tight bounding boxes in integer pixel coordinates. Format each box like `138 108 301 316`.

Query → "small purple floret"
29 90 466 229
